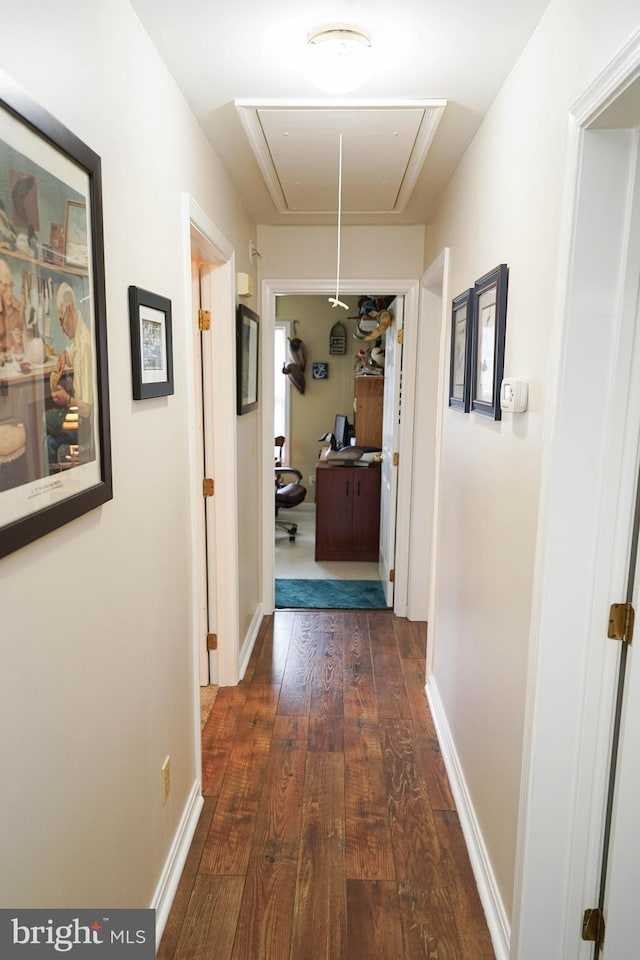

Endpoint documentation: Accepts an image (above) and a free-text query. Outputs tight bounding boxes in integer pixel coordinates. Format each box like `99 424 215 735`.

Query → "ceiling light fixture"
329 133 348 311
306 24 372 94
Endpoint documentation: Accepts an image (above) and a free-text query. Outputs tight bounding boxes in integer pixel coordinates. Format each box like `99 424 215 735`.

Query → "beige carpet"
200 685 218 729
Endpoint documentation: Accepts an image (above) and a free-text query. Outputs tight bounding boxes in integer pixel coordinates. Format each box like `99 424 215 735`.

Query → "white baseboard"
238 602 264 680
426 676 511 960
151 780 204 950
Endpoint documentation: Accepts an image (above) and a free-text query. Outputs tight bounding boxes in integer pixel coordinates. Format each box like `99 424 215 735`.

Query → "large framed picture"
449 288 473 412
471 264 509 420
0 74 111 560
128 286 174 400
236 303 259 415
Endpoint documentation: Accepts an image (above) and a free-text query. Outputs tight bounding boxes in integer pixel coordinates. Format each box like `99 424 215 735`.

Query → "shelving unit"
354 376 384 448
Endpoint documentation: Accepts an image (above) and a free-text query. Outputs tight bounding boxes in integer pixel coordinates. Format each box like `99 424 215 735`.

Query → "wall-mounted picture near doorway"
448 264 509 421
0 74 111 559
236 303 259 414
449 288 473 412
128 285 174 400
470 263 508 420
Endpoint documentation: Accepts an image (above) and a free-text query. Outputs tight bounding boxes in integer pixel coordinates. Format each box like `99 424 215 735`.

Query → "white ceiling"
130 0 551 226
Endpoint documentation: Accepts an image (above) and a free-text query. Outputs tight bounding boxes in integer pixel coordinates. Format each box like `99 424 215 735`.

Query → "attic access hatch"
235 100 446 216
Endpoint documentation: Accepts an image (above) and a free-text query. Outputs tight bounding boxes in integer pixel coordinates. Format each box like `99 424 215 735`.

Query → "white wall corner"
426 677 511 960
152 780 204 947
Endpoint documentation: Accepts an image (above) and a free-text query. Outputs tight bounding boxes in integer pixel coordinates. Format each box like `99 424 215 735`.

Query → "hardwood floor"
159 611 495 959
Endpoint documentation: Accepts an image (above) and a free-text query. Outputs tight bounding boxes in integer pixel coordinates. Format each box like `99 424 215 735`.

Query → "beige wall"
258 224 425 281
0 0 255 909
423 0 640 922
275 295 363 502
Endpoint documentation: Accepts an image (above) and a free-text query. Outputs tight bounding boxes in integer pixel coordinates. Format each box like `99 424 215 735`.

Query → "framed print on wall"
471 264 509 420
448 288 473 412
236 303 259 414
128 286 174 400
0 73 112 560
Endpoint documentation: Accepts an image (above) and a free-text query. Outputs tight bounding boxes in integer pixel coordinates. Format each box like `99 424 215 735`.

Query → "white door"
379 296 403 607
602 625 640 957
599 302 640 959
592 142 640 958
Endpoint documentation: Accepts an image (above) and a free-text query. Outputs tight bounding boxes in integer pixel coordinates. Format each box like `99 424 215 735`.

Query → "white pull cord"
329 133 349 311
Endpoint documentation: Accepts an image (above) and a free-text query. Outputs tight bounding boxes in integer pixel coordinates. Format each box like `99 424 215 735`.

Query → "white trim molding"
152 780 204 947
239 602 264 681
427 677 510 960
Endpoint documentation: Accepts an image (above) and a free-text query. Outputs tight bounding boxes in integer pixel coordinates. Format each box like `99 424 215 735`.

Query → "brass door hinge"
582 908 605 948
203 478 214 497
393 452 399 467
397 328 404 345
608 602 634 644
389 569 395 583
198 309 211 331
206 633 217 651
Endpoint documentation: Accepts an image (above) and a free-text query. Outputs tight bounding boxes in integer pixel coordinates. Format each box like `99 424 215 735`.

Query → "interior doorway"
512 45 640 959
272 292 394 608
262 279 421 617
184 197 241 694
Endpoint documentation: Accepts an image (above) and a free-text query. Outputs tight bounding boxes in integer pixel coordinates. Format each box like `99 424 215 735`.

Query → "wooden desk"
315 462 381 562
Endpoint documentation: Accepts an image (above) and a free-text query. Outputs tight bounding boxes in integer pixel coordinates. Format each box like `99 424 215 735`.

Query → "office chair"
275 437 307 542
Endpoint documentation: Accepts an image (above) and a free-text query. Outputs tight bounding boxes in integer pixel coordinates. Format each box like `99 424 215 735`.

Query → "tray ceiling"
236 100 446 216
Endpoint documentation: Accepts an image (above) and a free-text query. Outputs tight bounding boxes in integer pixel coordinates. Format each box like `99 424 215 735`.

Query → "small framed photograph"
128 286 174 400
312 362 329 380
448 289 473 411
471 264 508 420
236 303 259 414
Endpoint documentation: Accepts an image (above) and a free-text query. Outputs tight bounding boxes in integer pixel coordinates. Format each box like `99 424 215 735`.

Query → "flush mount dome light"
306 25 372 94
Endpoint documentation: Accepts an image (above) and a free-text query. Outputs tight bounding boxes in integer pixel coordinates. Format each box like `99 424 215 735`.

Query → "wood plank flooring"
159 611 495 960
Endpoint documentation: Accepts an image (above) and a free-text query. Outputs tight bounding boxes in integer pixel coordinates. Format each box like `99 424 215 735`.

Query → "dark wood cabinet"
315 463 381 561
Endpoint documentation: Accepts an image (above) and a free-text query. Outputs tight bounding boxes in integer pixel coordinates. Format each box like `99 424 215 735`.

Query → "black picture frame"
236 303 259 414
449 288 473 412
0 74 112 560
471 264 509 420
128 286 174 400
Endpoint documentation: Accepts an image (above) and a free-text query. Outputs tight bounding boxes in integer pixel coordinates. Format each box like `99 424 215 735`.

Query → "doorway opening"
262 279 421 618
273 293 392 608
183 198 241 770
512 44 640 958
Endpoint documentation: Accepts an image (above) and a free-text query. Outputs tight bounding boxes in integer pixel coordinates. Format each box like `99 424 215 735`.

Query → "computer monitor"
333 414 349 449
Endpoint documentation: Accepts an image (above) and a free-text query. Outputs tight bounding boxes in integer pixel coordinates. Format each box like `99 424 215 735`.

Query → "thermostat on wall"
500 378 528 413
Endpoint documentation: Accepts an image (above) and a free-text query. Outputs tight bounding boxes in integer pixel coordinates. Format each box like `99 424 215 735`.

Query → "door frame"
421 248 452 661
512 32 640 959
260 277 420 616
182 195 241 694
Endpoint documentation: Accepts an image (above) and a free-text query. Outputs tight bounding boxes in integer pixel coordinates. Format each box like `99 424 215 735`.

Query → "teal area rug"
275 578 389 609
